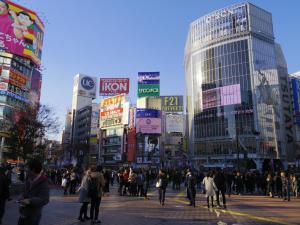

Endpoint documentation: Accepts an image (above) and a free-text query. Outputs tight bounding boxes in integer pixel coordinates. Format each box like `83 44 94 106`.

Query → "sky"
12 0 300 140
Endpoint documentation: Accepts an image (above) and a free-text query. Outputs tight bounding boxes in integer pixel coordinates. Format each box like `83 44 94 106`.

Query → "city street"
3 186 300 225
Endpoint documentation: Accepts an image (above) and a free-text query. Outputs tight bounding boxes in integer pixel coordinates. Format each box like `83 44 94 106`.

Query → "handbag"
156 178 162 188
61 178 67 187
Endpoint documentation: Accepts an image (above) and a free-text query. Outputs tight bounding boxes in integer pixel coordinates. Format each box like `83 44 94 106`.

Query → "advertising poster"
128 107 136 129
100 94 125 128
138 72 160 97
166 114 184 133
0 0 44 65
136 118 161 134
100 78 129 96
161 96 184 112
144 135 160 162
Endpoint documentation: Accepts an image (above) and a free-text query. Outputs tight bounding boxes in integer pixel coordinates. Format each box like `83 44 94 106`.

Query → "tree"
7 104 60 161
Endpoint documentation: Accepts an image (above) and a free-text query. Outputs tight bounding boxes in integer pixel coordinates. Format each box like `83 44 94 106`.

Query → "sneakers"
91 220 101 224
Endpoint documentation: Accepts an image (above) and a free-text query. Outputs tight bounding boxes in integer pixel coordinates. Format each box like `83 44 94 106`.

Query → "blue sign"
138 72 160 85
136 109 161 118
291 78 300 125
81 77 95 90
0 90 28 103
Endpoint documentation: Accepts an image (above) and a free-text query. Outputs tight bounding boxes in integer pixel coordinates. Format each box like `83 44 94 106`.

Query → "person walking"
281 171 291 201
291 174 298 198
17 158 49 225
186 169 196 207
0 167 9 224
77 168 91 222
214 169 227 209
266 172 274 197
89 166 105 224
203 172 217 208
142 168 150 199
156 169 168 206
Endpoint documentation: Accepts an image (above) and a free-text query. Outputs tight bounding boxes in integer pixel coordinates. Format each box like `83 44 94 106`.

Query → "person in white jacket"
202 172 217 208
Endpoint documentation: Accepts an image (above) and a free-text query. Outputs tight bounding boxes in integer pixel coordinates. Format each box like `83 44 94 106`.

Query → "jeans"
216 189 226 206
188 188 196 206
79 202 88 219
90 197 101 220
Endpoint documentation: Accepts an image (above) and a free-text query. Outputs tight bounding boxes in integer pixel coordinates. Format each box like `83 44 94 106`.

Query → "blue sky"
14 0 300 140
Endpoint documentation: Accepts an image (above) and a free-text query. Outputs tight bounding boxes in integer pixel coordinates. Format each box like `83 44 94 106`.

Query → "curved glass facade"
185 3 294 167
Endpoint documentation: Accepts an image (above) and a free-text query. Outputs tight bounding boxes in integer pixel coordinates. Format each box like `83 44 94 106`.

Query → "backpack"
88 177 99 198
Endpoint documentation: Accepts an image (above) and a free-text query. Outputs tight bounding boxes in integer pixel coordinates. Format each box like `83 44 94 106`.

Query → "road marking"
172 198 295 225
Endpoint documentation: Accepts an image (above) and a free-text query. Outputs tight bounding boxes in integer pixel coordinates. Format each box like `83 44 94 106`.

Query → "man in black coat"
17 159 49 225
186 169 196 207
214 169 227 209
0 167 9 224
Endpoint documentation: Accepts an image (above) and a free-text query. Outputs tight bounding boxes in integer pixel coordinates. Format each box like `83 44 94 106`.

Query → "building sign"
0 82 8 90
136 118 161 134
166 114 184 133
202 84 241 109
100 78 129 96
0 89 28 102
138 72 160 97
74 74 97 99
161 96 184 112
128 107 136 129
100 94 125 128
9 68 28 89
136 109 161 118
0 0 44 65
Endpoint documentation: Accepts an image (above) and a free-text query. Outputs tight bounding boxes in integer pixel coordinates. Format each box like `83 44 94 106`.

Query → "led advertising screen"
202 84 241 109
100 78 129 96
136 108 161 118
136 118 161 134
0 0 44 65
100 94 125 128
138 72 160 97
144 135 160 163
161 96 184 112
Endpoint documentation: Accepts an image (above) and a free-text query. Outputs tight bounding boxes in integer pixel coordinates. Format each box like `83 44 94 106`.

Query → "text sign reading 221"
162 96 184 112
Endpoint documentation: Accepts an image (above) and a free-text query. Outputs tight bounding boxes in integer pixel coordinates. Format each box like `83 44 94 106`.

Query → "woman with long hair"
77 168 91 222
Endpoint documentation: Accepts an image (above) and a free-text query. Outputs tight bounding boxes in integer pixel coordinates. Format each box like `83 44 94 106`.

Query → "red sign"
127 128 136 162
100 78 129 96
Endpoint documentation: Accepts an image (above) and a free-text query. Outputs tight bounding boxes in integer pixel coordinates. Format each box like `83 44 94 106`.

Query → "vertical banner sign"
138 72 160 97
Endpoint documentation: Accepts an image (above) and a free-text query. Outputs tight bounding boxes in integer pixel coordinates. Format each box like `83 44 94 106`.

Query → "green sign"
138 84 160 97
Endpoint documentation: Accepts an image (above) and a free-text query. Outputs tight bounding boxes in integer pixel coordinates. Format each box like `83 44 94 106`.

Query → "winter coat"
157 174 168 189
0 174 9 200
202 177 217 197
186 173 196 190
214 172 226 191
19 175 50 218
78 175 91 203
90 172 105 198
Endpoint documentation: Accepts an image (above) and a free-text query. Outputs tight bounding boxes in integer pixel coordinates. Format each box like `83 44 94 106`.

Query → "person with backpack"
89 166 105 224
77 168 91 222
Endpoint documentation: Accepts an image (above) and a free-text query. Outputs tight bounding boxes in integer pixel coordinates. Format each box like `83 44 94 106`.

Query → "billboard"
128 107 136 129
166 114 184 133
136 118 161 134
138 72 160 97
202 84 241 109
144 136 160 163
0 0 44 65
100 78 129 96
73 74 97 99
162 96 184 112
100 94 125 128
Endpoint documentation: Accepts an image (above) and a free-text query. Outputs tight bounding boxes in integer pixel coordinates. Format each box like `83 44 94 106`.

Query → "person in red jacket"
122 169 129 195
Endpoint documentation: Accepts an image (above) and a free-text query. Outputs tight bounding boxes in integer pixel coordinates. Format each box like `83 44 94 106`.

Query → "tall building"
184 3 294 169
69 74 97 166
0 1 44 160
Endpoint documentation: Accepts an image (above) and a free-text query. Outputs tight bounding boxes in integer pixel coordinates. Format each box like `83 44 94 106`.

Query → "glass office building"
184 3 294 168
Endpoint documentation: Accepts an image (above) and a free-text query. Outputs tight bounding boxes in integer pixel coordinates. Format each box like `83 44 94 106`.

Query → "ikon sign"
100 78 129 96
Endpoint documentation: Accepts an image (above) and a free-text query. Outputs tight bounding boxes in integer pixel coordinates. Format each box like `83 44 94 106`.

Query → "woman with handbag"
77 168 91 222
156 169 168 206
